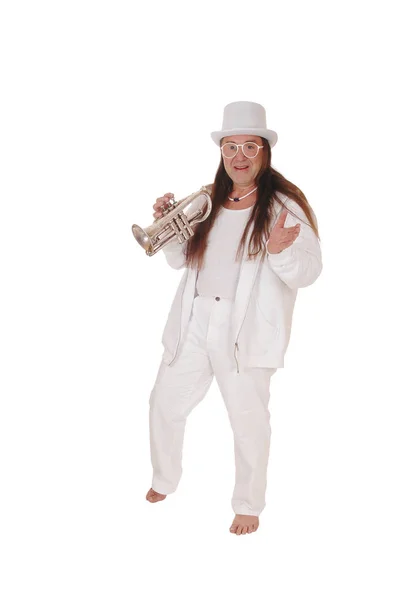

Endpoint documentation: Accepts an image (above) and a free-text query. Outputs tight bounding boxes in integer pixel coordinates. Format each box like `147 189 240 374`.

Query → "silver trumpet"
132 185 212 256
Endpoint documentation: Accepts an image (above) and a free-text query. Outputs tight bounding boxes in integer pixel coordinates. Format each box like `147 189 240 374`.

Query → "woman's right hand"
153 193 175 220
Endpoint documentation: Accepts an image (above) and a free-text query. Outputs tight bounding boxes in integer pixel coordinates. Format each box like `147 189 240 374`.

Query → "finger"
282 232 299 247
153 198 171 210
287 227 300 236
276 209 288 228
155 193 174 203
277 232 298 247
283 226 300 238
282 232 299 243
280 225 300 236
270 226 299 245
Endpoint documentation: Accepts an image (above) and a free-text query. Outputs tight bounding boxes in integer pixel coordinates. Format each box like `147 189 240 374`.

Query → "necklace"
228 186 258 202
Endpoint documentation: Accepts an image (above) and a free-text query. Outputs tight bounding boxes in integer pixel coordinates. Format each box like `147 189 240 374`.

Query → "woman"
145 101 322 535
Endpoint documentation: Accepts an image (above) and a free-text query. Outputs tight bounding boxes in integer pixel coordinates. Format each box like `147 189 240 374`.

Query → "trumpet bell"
131 224 151 253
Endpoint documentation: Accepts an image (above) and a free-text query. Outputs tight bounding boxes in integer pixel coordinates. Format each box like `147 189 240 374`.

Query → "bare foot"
146 488 167 503
229 514 259 535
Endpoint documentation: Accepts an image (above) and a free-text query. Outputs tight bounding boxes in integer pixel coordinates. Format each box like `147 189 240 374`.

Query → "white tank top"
195 205 253 299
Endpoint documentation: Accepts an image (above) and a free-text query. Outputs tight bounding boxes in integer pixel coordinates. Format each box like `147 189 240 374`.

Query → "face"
221 134 265 188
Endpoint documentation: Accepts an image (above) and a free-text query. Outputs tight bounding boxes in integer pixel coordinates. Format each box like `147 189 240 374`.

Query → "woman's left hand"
267 209 300 254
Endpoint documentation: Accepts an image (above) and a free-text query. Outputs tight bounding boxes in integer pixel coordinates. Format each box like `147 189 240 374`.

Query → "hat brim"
211 128 278 148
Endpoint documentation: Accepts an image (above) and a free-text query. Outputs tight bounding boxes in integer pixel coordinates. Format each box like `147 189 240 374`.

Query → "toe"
147 488 166 503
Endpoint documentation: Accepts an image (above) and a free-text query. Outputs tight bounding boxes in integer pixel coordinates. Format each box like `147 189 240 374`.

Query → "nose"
235 146 246 160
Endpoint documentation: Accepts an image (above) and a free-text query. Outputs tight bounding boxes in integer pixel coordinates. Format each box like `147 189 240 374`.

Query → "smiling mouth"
234 166 248 170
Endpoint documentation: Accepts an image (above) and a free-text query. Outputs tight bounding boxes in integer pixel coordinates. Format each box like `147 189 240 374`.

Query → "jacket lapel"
231 222 261 342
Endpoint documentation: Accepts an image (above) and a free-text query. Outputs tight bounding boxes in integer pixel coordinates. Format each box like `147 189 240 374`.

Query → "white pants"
149 295 277 516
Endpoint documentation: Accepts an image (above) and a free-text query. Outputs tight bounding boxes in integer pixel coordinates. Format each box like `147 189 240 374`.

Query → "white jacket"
160 192 322 372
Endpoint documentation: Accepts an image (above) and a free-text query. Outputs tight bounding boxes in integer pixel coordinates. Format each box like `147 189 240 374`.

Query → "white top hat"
211 101 278 148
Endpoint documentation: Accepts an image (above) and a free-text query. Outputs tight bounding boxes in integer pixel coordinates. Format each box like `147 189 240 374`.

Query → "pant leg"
149 297 214 495
214 367 277 516
204 298 278 516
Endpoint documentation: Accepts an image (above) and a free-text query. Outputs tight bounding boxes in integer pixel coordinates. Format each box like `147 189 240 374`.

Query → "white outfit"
149 191 323 516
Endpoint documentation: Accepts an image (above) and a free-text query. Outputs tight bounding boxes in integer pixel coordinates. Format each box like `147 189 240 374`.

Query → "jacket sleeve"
161 238 187 270
161 183 212 270
266 200 323 289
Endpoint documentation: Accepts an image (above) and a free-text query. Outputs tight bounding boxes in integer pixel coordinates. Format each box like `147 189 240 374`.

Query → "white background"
1 1 397 598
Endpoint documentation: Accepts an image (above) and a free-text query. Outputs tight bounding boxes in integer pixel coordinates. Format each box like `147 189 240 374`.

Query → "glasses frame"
220 142 264 159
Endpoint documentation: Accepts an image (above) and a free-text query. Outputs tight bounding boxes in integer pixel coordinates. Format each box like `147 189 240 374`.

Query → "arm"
162 238 187 270
157 185 212 271
152 193 187 270
266 201 323 289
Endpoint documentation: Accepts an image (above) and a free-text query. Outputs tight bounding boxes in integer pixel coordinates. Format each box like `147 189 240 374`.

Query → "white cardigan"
160 192 323 372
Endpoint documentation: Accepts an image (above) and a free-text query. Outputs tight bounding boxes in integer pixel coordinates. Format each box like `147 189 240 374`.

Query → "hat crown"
222 101 267 131
210 100 278 148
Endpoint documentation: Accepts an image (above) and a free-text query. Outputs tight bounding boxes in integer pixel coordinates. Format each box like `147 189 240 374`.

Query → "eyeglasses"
221 142 264 159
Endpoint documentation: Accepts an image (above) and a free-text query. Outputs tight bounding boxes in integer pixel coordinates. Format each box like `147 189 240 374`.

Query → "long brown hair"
184 138 320 271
